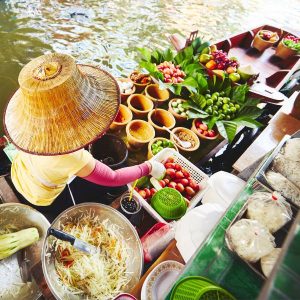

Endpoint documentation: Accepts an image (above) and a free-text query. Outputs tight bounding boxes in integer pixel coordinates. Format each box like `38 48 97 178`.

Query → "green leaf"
152 50 163 64
187 109 209 120
173 84 183 95
174 51 185 65
233 117 264 129
231 84 249 104
216 121 237 143
237 106 263 120
208 116 218 130
184 63 202 76
242 97 261 107
163 48 174 62
195 41 210 55
190 93 206 107
181 77 198 93
183 46 193 60
185 100 209 117
137 47 152 62
139 61 156 73
191 37 202 53
196 73 208 94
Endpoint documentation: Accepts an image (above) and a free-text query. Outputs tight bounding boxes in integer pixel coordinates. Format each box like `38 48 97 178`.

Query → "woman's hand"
148 161 166 180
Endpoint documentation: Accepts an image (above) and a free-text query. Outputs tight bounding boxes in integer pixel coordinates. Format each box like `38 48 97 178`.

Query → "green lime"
223 98 228 104
235 104 240 110
212 92 220 98
205 94 211 98
157 146 164 152
220 91 225 96
156 140 162 146
223 104 229 110
216 101 222 107
206 99 213 106
219 113 225 119
162 140 169 147
213 111 218 116
205 107 212 114
213 105 218 111
168 141 174 148
229 72 241 82
230 107 237 113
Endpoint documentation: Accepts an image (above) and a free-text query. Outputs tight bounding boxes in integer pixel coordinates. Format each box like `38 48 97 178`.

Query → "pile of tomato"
135 157 201 201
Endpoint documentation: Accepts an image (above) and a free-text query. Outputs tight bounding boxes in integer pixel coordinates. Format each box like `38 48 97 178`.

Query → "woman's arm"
76 159 151 187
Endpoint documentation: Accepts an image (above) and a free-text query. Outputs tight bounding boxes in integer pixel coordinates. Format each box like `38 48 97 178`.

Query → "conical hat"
3 53 120 155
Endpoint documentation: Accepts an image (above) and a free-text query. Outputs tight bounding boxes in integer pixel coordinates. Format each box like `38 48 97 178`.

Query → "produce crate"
127 148 209 223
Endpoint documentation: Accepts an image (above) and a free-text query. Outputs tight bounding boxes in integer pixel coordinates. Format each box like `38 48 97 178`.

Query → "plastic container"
128 148 209 223
141 222 175 263
170 276 236 300
89 134 128 169
151 188 187 220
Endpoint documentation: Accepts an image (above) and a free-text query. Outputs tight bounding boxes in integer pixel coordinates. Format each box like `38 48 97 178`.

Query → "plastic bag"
226 219 275 263
261 248 281 277
246 192 292 233
265 170 300 207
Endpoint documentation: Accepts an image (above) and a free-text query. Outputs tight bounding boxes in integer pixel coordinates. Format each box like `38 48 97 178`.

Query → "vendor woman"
3 53 164 218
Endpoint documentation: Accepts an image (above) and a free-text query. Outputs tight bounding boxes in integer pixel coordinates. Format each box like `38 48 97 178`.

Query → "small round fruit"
168 182 177 189
175 171 184 179
199 123 208 131
166 168 176 178
144 188 151 198
199 53 212 64
176 183 185 193
159 180 166 188
185 186 196 196
208 129 216 137
139 190 147 198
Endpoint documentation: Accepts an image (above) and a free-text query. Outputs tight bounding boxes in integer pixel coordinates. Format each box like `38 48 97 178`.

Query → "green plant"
184 80 264 142
137 37 210 95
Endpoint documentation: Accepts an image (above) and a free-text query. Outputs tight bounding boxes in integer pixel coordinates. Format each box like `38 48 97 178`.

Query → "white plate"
141 260 184 300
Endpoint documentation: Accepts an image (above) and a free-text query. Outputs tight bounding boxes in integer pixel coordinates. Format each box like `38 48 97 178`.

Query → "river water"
0 0 299 135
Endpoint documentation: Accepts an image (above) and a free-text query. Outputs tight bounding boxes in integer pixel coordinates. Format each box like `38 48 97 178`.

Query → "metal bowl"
42 203 143 299
0 203 50 300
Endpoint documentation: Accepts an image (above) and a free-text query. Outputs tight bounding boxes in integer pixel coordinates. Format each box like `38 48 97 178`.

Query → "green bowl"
151 188 187 220
170 276 236 300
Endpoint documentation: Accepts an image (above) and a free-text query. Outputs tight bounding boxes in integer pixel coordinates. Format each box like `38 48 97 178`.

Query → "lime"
206 99 213 105
205 94 211 98
230 107 237 113
156 140 162 146
237 64 258 82
213 111 219 116
229 72 241 82
220 91 225 96
223 104 229 110
212 92 220 97
235 104 240 110
213 105 218 111
226 115 231 120
199 54 211 64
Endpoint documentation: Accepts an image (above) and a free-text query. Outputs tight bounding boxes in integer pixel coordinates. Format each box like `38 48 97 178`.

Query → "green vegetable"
162 140 169 147
0 228 39 260
156 140 162 146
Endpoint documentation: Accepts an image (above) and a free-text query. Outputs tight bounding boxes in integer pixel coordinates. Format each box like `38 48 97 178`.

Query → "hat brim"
3 65 120 155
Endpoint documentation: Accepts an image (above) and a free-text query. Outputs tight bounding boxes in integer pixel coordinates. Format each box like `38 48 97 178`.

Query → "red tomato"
203 130 208 136
185 186 196 196
199 124 208 131
174 164 182 171
168 182 177 189
195 120 202 128
193 184 200 192
150 188 157 195
166 168 176 178
180 178 189 186
139 190 147 198
165 162 175 169
198 128 203 134
164 178 170 184
208 130 216 137
159 180 166 188
176 183 185 193
189 180 198 190
166 157 175 163
182 169 190 178
175 171 184 179
144 188 151 198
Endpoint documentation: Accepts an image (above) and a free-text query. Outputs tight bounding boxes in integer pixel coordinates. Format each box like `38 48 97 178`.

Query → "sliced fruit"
212 69 225 79
237 64 258 82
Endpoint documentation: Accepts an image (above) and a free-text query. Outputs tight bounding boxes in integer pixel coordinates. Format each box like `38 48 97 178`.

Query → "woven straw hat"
3 53 120 155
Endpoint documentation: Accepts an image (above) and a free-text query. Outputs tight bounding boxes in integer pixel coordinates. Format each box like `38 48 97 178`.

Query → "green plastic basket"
151 187 187 220
170 276 236 300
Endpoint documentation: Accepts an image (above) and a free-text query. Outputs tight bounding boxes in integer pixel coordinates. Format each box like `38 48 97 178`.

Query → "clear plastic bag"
226 219 275 263
261 248 281 277
246 191 293 233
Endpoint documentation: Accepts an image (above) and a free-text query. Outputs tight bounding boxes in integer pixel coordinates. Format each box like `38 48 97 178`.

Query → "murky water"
0 0 299 134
